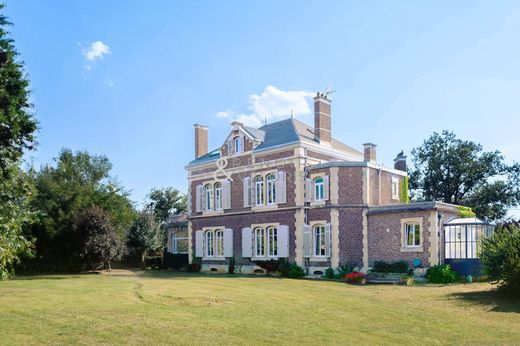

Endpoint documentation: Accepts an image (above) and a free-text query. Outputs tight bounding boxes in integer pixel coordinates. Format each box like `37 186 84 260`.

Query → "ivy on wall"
457 205 476 218
400 176 410 204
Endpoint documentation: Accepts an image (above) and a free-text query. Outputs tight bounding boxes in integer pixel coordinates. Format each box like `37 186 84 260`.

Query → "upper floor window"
214 182 222 210
204 184 213 211
233 136 242 154
255 175 265 206
266 173 276 205
405 223 421 247
314 177 324 201
391 177 399 200
313 224 326 257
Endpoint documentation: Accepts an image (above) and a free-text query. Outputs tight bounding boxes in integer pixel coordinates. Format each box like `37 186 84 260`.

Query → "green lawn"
1 271 519 345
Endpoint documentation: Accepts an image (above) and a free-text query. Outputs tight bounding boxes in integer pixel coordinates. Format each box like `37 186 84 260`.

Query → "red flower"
344 271 366 283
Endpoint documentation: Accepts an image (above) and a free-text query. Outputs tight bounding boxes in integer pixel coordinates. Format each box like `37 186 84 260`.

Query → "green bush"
371 260 410 274
480 223 520 293
286 264 305 278
323 267 335 279
426 264 458 283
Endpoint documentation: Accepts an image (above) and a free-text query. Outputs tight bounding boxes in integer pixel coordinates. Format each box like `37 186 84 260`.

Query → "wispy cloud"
216 86 314 127
83 41 111 61
104 79 115 88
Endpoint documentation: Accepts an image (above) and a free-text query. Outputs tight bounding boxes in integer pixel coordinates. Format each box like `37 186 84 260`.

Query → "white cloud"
104 79 115 87
215 86 314 127
83 41 111 61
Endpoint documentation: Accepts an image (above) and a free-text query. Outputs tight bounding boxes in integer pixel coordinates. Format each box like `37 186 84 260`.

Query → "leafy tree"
73 205 124 271
25 149 135 272
145 187 187 223
0 3 37 279
409 131 520 220
480 221 520 294
127 211 162 267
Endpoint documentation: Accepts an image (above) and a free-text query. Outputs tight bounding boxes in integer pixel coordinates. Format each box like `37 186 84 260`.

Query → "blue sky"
5 1 520 214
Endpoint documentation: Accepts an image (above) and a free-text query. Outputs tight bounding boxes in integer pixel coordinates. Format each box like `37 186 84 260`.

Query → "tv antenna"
324 86 336 100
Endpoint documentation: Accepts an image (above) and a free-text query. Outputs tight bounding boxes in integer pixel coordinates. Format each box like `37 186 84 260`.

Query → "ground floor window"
405 223 421 247
205 229 224 257
254 226 278 257
172 229 189 254
313 224 326 256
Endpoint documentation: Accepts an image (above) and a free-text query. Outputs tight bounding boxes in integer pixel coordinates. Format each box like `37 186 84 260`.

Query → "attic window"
233 136 242 154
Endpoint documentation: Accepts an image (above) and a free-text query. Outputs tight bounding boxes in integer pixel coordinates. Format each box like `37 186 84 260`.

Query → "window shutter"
222 180 231 209
275 171 287 204
323 175 330 201
195 230 204 257
324 223 332 257
303 224 312 257
305 178 312 202
241 227 253 257
243 177 251 207
223 228 233 257
251 176 256 206
195 185 203 213
277 225 289 258
227 139 233 155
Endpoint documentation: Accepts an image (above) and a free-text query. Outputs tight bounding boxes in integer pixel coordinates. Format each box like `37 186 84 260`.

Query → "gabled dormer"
220 121 265 157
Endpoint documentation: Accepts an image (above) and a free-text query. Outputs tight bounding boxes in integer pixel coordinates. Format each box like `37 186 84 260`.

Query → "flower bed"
344 271 366 284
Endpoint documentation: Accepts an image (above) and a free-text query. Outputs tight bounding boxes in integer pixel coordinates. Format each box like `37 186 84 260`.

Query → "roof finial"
291 110 294 118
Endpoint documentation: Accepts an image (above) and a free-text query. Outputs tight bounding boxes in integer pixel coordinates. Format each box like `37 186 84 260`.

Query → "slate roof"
187 117 363 166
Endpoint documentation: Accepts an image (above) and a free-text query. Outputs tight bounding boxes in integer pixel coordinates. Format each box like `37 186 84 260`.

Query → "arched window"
313 224 326 257
266 173 276 205
255 175 265 206
214 182 222 210
205 230 214 257
267 226 278 257
233 136 242 154
215 229 224 256
204 184 213 211
314 177 324 201
254 227 265 257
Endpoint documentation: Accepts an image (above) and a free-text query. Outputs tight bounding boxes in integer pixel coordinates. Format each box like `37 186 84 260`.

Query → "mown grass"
0 270 519 345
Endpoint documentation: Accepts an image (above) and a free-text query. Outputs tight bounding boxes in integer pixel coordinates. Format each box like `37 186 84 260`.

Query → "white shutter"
275 171 287 204
222 180 231 209
277 225 289 258
241 227 253 258
251 176 256 206
227 139 233 155
195 230 204 257
223 228 233 257
243 177 251 207
305 178 312 202
303 224 312 257
195 185 203 213
324 223 332 257
323 175 330 201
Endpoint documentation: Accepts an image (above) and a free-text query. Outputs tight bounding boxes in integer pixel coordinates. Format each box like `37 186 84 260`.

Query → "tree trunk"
107 260 112 272
141 250 146 268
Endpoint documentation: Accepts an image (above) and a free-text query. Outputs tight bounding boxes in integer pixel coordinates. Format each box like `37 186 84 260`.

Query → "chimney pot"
394 151 407 171
194 124 208 158
363 143 377 162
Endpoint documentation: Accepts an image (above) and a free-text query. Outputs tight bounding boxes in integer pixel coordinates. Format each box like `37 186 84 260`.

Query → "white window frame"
314 177 324 201
392 177 399 200
215 229 224 257
267 226 278 257
266 173 276 205
214 182 222 210
172 231 189 254
254 227 265 257
313 224 326 257
204 183 214 211
233 136 242 154
255 175 265 206
205 230 215 257
405 223 421 248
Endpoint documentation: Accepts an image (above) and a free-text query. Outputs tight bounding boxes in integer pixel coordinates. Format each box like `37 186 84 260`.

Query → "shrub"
371 260 410 274
344 271 366 284
254 259 285 273
323 267 336 279
163 251 189 270
480 223 520 293
426 264 458 283
287 264 305 278
228 256 235 274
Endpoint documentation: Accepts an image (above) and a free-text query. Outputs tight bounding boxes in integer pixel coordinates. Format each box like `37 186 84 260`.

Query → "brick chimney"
394 151 407 171
314 92 331 144
363 143 377 162
194 124 208 158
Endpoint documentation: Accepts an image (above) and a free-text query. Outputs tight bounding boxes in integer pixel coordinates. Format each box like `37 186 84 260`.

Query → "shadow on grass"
14 275 84 281
448 289 520 313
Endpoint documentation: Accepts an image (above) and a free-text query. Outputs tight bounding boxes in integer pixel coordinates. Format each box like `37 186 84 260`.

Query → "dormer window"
233 136 242 154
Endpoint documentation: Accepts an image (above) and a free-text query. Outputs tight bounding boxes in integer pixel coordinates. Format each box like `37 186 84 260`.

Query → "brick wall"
337 167 364 204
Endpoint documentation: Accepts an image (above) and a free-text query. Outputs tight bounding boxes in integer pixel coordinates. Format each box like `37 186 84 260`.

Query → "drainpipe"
303 147 310 271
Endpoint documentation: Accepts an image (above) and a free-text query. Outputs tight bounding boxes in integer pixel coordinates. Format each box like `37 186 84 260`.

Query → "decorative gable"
220 122 262 156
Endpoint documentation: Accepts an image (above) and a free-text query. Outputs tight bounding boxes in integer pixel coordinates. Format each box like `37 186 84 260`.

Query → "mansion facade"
180 92 461 274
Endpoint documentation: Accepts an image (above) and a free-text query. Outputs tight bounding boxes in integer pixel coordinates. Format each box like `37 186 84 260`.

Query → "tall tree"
0 3 38 279
409 131 520 220
127 211 162 267
145 187 187 223
74 205 124 271
25 149 135 272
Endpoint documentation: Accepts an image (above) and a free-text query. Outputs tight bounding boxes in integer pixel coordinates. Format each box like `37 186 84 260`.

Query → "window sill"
251 204 278 212
310 200 326 206
202 209 224 216
251 256 285 261
203 256 226 261
309 256 330 262
401 246 423 253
